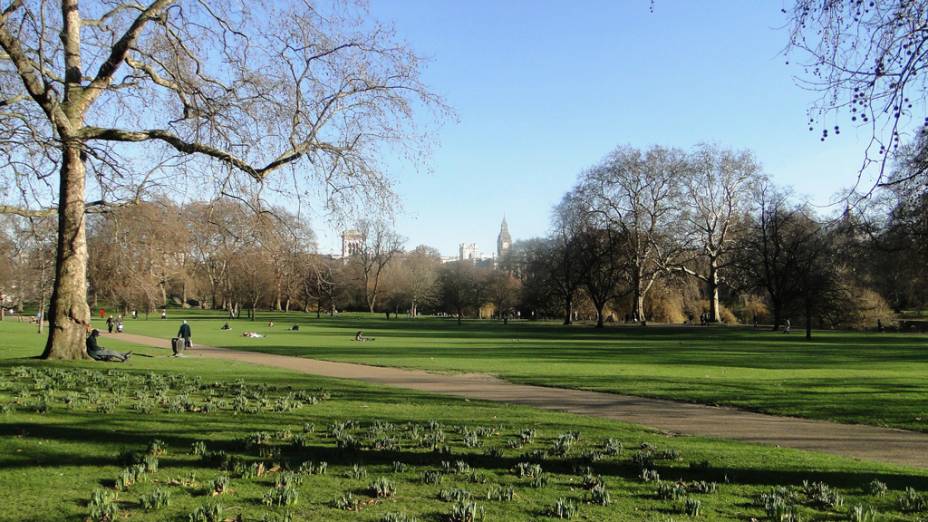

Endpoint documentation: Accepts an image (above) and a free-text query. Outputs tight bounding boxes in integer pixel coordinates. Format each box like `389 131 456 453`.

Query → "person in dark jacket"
86 329 131 362
178 320 192 348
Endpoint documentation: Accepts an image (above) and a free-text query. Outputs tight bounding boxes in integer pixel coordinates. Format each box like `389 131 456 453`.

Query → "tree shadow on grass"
3 422 928 492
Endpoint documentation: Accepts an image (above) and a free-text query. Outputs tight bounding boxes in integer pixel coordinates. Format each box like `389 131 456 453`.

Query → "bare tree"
352 219 404 313
0 0 445 359
547 192 586 325
582 146 686 322
401 245 441 318
736 183 822 330
485 269 521 324
437 260 483 325
674 145 759 322
785 1 928 188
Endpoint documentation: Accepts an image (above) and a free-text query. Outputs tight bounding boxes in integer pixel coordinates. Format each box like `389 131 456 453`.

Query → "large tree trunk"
805 296 813 340
594 302 605 328
633 270 646 322
563 295 573 325
771 297 782 331
707 257 720 323
41 143 91 360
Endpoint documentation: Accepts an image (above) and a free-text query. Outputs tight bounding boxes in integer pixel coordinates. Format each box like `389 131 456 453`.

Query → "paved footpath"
108 332 928 469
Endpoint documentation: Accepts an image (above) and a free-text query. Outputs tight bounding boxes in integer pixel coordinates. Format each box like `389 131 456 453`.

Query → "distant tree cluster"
503 143 924 338
3 136 925 340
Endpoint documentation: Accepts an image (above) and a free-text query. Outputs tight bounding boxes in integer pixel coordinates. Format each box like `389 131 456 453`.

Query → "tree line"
2 140 925 338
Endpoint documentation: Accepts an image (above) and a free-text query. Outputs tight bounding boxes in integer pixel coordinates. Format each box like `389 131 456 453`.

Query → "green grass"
2 320 928 521
103 310 928 433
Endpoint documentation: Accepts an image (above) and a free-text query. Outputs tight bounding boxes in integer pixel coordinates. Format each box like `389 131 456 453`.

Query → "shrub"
146 439 167 457
530 472 549 488
758 489 802 522
448 500 484 522
486 485 514 501
422 470 443 484
548 498 577 519
898 487 928 513
208 475 230 496
849 504 878 522
191 441 207 456
370 477 397 498
275 471 303 489
802 481 844 510
631 450 654 469
601 438 623 456
346 463 368 480
484 446 503 459
681 497 701 517
581 472 605 490
640 468 660 483
688 481 718 494
241 461 266 479
334 492 358 511
264 484 298 507
88 489 119 522
866 480 887 497
115 465 146 491
589 483 610 506
439 488 471 502
139 488 171 511
657 481 688 501
382 513 419 522
142 454 159 473
298 460 327 475
187 502 223 522
393 461 408 473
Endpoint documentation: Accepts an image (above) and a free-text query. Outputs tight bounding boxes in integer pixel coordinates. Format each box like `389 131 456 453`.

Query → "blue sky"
314 1 878 256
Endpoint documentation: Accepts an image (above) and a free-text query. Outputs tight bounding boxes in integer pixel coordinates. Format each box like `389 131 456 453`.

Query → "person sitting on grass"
354 330 374 342
86 329 132 362
220 322 231 330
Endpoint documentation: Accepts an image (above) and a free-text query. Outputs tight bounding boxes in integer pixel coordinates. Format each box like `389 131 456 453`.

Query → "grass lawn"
2 320 928 521
100 310 928 433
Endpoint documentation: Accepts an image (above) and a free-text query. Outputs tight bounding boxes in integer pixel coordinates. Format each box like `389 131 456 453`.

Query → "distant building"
497 217 512 259
341 230 362 258
459 242 480 261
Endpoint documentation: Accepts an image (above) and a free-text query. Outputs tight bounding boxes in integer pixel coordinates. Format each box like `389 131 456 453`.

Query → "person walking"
784 318 791 334
106 316 114 334
177 320 192 349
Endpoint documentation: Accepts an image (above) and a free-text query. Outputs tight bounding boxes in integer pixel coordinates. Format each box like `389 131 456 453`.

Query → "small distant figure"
220 322 231 330
290 325 300 331
86 329 131 362
177 320 192 348
752 314 758 329
131 310 138 320
161 308 167 320
354 330 374 342
267 321 275 327
116 318 124 333
99 308 106 319
106 316 115 334
783 319 791 334
242 331 264 338
877 319 884 332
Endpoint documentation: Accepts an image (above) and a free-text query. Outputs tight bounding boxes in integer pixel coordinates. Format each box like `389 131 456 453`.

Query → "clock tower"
497 217 512 259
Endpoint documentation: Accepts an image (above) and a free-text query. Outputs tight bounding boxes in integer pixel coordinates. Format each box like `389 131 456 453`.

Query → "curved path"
108 332 928 469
